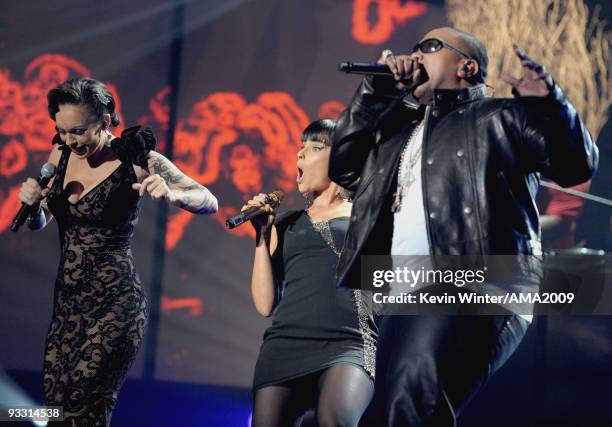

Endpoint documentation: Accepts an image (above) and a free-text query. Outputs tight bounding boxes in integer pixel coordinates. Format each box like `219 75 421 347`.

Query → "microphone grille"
41 163 57 178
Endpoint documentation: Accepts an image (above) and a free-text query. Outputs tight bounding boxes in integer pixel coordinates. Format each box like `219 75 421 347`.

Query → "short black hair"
300 118 353 200
301 119 336 146
453 29 488 84
47 78 121 126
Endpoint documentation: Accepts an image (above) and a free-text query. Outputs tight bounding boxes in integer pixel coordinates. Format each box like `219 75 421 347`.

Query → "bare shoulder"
40 145 64 194
48 145 63 165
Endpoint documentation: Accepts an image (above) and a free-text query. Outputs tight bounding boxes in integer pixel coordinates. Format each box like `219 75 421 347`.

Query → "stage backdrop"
0 0 609 389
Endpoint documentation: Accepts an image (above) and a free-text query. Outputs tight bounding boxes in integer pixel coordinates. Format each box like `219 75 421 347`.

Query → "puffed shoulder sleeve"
110 125 157 168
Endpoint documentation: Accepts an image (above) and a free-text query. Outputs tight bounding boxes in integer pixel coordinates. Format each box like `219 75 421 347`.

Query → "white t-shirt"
391 122 429 256
389 122 533 322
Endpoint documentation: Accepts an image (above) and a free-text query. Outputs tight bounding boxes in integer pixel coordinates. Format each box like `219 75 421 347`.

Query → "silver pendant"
391 191 402 213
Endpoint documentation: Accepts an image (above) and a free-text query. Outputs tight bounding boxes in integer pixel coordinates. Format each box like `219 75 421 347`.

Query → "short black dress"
253 210 377 390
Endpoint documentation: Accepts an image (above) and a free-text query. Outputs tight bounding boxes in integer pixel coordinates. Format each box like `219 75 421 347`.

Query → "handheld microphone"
11 163 56 232
338 62 429 90
338 62 395 76
226 190 284 229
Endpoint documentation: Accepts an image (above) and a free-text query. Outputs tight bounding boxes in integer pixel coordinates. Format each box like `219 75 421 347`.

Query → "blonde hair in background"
446 0 612 141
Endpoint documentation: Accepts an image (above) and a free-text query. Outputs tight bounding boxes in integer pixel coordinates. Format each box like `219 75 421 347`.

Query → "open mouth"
412 64 429 88
70 143 87 155
297 167 304 183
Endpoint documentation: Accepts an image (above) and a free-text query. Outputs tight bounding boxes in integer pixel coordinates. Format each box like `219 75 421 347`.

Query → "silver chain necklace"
391 120 425 213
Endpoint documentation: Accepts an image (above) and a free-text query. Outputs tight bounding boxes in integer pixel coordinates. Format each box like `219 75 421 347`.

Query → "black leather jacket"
330 76 598 287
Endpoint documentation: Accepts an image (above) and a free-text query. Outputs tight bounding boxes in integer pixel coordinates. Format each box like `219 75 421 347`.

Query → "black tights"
252 363 374 427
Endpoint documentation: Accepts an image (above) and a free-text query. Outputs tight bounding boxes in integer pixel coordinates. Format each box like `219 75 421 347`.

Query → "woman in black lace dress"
243 120 377 427
17 78 218 426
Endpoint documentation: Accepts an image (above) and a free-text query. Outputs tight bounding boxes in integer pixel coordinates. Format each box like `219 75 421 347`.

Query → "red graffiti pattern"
352 0 428 45
138 88 311 247
161 296 204 317
318 100 347 120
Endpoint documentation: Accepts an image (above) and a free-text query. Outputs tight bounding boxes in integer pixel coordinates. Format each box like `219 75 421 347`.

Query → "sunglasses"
412 38 471 59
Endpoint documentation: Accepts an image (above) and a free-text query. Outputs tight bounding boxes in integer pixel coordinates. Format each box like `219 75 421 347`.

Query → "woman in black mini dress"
244 119 377 427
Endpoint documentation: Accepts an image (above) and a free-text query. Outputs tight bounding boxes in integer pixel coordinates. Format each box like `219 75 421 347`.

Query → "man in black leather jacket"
330 27 598 426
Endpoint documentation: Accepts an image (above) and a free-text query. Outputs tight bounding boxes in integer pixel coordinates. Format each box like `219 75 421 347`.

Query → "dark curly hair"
47 78 121 126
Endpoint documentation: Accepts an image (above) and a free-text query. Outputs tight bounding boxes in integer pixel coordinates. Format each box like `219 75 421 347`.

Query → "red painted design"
318 100 347 120
0 139 28 178
161 295 204 317
352 0 428 45
141 88 310 249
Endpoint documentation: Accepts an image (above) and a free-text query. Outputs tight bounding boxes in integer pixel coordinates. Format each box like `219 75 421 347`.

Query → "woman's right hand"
242 193 276 232
18 178 48 206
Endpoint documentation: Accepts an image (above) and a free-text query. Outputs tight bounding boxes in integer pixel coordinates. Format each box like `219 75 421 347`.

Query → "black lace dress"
44 142 148 426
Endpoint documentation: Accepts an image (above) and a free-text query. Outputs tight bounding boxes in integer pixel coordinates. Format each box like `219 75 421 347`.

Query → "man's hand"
378 49 423 92
501 44 553 97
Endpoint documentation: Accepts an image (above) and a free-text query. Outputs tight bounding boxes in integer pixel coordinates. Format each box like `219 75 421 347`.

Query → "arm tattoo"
150 154 188 185
148 153 218 214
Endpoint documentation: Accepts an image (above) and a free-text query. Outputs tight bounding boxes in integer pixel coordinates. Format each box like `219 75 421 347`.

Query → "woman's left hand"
132 174 177 202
